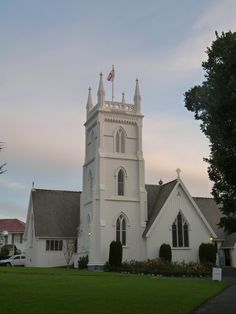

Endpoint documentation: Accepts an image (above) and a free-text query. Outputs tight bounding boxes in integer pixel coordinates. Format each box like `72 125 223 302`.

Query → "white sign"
212 267 222 281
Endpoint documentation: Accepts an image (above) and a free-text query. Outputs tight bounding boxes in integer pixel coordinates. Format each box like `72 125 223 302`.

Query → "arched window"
118 169 124 195
88 170 93 199
172 212 189 247
116 128 125 153
90 130 96 157
116 214 126 245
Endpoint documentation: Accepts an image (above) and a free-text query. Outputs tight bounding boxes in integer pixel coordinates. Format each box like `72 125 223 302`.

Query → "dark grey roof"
221 233 236 248
32 189 80 238
193 197 225 238
143 180 178 237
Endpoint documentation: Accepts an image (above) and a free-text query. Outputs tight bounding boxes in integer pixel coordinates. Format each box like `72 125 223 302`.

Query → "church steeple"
97 73 105 107
134 79 141 113
86 87 93 117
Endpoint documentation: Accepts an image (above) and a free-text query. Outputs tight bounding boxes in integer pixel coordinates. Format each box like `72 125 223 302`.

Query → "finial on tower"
122 92 125 104
97 72 105 107
86 87 93 116
134 78 141 113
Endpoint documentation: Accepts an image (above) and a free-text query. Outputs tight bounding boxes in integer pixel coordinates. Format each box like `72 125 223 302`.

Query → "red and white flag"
107 66 115 81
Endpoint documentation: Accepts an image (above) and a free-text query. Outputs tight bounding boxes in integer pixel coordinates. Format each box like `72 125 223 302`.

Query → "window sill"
172 247 191 250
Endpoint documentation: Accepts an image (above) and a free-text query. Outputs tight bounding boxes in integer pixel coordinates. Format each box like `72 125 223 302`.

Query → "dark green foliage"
105 258 212 277
78 255 88 269
159 243 172 262
184 31 236 233
199 243 217 264
0 245 9 258
0 244 19 258
108 241 122 267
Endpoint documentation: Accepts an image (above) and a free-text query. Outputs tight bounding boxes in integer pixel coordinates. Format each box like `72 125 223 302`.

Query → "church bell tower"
78 71 147 269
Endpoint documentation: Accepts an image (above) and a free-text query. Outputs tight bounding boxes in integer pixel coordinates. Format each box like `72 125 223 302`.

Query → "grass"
0 267 227 314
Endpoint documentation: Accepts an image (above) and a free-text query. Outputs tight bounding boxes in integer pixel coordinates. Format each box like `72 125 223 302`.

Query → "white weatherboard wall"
146 184 213 262
33 240 68 267
26 238 72 267
232 246 236 267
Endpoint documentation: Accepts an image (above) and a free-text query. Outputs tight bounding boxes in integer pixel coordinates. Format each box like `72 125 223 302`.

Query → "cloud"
143 113 212 196
0 178 26 190
0 200 26 221
193 0 236 32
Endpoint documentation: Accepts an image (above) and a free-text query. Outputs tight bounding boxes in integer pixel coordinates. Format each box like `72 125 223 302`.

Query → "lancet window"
172 212 189 247
116 214 126 245
118 169 125 196
116 128 125 153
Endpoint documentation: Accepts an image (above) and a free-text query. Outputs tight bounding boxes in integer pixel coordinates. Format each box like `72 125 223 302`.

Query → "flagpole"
112 80 114 101
112 64 114 101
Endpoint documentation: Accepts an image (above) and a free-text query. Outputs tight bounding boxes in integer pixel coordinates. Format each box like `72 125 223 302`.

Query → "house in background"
0 219 25 254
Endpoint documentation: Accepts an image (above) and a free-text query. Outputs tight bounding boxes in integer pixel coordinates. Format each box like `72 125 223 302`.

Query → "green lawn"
0 267 227 314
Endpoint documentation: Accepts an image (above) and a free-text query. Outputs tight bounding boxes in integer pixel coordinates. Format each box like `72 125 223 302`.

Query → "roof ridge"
32 188 81 193
145 179 177 188
193 196 214 200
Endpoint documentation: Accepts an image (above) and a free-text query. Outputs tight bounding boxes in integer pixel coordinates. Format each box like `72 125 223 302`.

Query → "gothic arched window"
118 169 124 196
172 212 189 247
88 170 93 200
116 214 126 245
116 128 125 153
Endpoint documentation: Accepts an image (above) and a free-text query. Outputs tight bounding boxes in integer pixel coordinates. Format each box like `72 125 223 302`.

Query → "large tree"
185 31 236 234
0 142 7 174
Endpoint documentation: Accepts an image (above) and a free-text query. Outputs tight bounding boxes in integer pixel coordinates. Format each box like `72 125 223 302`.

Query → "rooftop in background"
0 219 25 232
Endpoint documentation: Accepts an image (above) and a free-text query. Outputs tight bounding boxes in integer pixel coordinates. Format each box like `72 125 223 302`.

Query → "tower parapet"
86 73 142 120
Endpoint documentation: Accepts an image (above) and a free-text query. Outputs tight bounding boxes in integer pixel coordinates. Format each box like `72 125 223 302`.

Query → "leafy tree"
0 245 10 258
0 142 7 174
185 31 236 233
0 244 19 258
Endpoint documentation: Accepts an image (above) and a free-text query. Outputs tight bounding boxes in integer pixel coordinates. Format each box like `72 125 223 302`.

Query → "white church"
24 72 236 269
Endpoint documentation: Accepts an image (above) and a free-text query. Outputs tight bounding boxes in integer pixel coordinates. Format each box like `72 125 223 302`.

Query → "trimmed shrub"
199 243 217 264
159 243 172 262
0 245 10 259
108 241 122 267
105 258 212 277
78 255 88 269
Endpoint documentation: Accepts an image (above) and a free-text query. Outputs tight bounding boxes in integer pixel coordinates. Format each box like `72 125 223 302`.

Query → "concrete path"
194 284 236 313
194 269 236 314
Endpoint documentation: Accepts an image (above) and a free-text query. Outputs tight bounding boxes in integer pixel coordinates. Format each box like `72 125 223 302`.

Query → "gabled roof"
193 197 225 239
143 180 178 237
0 219 25 232
31 189 80 238
143 179 223 239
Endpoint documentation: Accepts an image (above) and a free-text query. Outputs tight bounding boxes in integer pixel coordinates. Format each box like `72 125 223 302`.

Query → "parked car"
0 254 25 266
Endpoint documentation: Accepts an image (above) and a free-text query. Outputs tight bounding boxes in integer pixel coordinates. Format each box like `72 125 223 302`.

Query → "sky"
1 0 236 221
